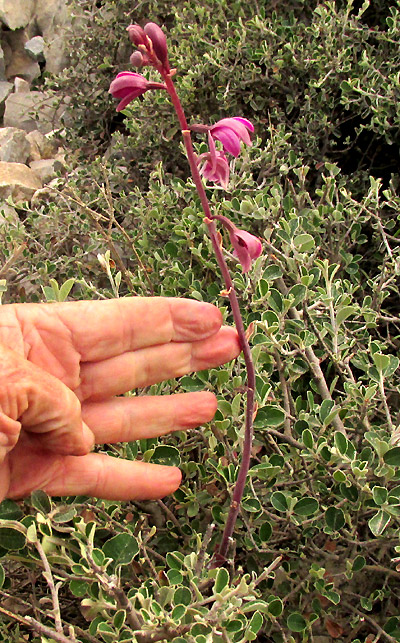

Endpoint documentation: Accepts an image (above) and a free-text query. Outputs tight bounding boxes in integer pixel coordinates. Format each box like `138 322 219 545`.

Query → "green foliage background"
1 0 400 641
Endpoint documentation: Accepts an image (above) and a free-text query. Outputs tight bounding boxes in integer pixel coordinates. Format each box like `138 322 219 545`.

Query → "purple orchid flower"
197 150 230 189
109 72 166 111
196 131 230 189
210 117 254 157
229 228 262 273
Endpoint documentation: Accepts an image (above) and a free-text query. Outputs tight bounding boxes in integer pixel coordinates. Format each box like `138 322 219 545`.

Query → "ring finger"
81 391 217 444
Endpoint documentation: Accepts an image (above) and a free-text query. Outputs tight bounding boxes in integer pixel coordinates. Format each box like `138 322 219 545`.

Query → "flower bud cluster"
108 22 262 273
127 22 170 73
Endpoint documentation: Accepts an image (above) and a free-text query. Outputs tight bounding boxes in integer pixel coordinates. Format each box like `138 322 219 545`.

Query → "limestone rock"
6 50 40 83
30 158 65 183
14 77 30 93
0 161 42 202
0 0 35 30
24 36 45 62
4 91 66 134
3 28 41 83
0 44 5 81
0 127 30 163
35 0 70 74
26 130 58 161
0 80 13 105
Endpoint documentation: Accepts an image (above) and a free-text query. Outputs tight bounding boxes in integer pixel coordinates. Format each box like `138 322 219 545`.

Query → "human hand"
0 298 240 502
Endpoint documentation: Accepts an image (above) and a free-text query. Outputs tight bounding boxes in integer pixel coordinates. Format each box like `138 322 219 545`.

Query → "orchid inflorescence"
109 22 261 274
109 21 260 564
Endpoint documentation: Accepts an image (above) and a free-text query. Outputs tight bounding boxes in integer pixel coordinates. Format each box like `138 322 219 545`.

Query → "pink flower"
210 117 254 157
196 131 230 189
109 72 166 111
197 150 230 189
229 228 262 273
109 72 149 111
144 22 170 72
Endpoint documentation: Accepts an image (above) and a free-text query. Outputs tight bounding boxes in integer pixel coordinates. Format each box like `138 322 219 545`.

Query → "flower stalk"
109 23 259 565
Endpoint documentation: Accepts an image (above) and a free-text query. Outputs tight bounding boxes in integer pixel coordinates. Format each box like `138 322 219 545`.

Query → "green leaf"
52 507 76 523
271 492 288 512
171 604 186 621
69 579 89 597
325 507 345 531
302 429 313 449
319 399 335 424
166 552 184 570
102 533 139 566
113 610 126 630
150 445 181 467
268 597 283 617
0 563 4 589
0 499 23 520
293 234 315 252
372 352 391 373
352 555 366 572
214 568 229 594
58 278 76 301
334 431 349 456
173 586 191 606
372 486 388 506
248 611 263 635
293 497 319 516
254 405 285 428
259 522 272 542
31 490 52 515
267 289 283 313
369 510 391 536
263 265 283 281
336 306 356 326
383 448 400 467
167 569 183 585
0 527 26 551
287 612 307 632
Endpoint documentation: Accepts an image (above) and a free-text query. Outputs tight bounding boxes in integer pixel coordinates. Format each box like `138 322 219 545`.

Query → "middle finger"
77 326 239 401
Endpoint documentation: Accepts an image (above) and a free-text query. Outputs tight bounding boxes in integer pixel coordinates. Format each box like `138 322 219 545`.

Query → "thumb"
0 343 94 458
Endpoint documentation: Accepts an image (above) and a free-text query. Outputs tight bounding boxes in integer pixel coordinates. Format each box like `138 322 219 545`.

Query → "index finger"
14 298 224 362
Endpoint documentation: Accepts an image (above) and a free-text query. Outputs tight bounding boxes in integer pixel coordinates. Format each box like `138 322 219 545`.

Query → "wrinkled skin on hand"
0 298 240 501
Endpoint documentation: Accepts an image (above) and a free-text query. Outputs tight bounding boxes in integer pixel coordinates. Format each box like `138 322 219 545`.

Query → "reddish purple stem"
163 73 256 565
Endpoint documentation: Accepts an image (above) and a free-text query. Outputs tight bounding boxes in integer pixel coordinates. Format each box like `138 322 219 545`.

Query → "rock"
6 50 40 83
0 161 42 202
24 36 45 62
26 130 58 161
30 158 65 183
14 77 30 93
4 91 67 134
3 29 41 83
35 0 70 74
0 80 13 105
0 44 5 81
0 0 35 30
0 127 30 163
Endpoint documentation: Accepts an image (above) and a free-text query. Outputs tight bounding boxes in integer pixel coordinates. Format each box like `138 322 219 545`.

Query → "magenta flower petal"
229 229 262 273
144 22 169 70
232 117 255 132
109 71 149 111
210 116 254 158
211 128 241 157
197 150 230 189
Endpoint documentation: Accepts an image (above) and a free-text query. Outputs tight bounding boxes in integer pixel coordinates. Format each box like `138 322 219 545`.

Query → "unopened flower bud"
126 24 147 47
130 51 144 67
144 22 170 71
